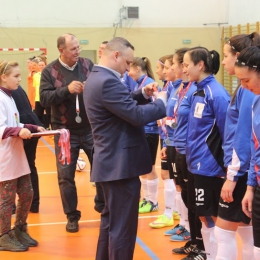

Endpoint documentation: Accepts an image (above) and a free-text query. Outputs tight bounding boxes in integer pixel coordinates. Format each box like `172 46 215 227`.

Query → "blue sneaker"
164 224 185 236
170 228 191 242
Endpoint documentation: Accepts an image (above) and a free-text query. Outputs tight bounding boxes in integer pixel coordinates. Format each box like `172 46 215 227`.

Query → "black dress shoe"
30 207 39 213
66 219 79 233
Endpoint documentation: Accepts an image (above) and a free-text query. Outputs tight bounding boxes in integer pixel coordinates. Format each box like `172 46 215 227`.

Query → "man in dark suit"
83 37 166 260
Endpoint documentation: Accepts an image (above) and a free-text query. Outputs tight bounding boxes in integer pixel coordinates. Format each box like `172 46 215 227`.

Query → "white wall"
228 0 260 25
0 0 229 28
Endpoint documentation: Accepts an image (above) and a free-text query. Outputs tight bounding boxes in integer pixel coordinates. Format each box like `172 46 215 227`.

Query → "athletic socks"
201 222 217 260
254 246 260 259
140 177 149 201
180 198 189 232
163 179 176 219
237 226 254 259
215 226 237 260
176 191 185 225
147 178 159 205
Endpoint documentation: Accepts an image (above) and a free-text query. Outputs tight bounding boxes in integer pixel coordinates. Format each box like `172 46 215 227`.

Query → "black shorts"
175 152 189 188
166 146 178 182
160 139 168 170
193 174 224 217
218 173 251 224
145 133 159 165
253 186 260 247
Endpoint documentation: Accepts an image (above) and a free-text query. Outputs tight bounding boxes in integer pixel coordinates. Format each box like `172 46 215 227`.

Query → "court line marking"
41 136 160 259
27 215 160 227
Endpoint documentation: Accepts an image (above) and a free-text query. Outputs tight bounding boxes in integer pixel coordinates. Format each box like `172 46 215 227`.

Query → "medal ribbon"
58 129 71 165
76 94 80 116
173 82 192 119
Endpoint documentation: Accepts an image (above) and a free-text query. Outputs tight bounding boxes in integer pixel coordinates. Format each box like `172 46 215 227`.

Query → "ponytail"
131 57 155 80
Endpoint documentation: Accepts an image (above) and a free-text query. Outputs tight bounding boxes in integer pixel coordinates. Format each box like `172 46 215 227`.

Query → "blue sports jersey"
173 81 196 154
223 86 255 181
134 75 158 134
121 72 137 92
164 79 182 147
186 75 230 177
158 81 168 139
248 95 260 187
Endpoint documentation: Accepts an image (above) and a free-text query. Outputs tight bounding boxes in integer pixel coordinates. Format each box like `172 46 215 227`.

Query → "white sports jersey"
0 89 30 181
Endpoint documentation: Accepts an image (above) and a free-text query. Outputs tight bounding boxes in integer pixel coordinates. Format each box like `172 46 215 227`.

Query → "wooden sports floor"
1 136 243 260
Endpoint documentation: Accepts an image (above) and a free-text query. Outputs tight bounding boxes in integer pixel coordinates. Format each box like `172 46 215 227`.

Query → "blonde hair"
0 60 19 76
131 57 155 80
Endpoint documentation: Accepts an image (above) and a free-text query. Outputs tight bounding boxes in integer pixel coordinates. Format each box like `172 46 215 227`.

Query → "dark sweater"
40 57 93 135
12 86 42 126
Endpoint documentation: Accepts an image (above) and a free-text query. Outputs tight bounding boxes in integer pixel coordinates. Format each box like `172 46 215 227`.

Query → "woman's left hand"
220 179 237 203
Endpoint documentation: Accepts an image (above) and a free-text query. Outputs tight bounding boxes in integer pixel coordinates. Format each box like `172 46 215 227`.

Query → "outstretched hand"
144 82 159 97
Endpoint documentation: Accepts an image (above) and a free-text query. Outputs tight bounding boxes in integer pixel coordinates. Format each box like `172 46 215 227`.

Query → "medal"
171 122 178 129
171 118 178 129
75 113 82 123
75 94 82 123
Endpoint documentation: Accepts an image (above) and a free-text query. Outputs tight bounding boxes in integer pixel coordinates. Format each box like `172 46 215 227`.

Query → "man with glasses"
40 33 93 233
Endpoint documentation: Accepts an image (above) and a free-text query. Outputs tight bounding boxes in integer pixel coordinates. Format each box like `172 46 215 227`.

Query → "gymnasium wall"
0 26 221 91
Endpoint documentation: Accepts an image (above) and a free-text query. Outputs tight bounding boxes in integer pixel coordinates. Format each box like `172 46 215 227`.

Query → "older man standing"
83 37 166 260
40 33 93 233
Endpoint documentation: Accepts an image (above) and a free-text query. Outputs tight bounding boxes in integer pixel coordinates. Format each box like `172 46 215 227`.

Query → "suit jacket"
83 66 166 182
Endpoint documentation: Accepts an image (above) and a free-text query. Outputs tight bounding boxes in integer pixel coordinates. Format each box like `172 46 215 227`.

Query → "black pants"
175 152 203 249
23 137 40 209
96 177 141 260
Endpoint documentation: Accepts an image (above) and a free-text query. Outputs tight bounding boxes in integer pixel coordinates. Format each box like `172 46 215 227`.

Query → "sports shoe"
164 224 185 236
170 229 191 241
172 241 196 255
139 198 148 208
173 211 180 220
149 215 173 228
0 230 28 252
66 219 79 233
181 247 207 260
14 224 38 247
139 201 158 213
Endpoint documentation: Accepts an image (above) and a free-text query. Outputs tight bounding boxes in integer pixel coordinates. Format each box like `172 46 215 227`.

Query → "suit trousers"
96 177 141 260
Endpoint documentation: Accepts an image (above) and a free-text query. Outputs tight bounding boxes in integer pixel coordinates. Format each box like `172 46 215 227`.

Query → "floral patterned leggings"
0 174 33 235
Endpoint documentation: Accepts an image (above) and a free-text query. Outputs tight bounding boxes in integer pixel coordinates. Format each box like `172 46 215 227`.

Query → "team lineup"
1 32 260 260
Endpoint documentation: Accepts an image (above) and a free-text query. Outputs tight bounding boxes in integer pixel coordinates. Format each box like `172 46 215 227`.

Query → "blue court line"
41 137 159 259
136 237 160 260
40 137 55 154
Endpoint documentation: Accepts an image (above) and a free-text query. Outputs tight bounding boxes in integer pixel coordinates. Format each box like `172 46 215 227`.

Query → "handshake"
144 82 167 101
